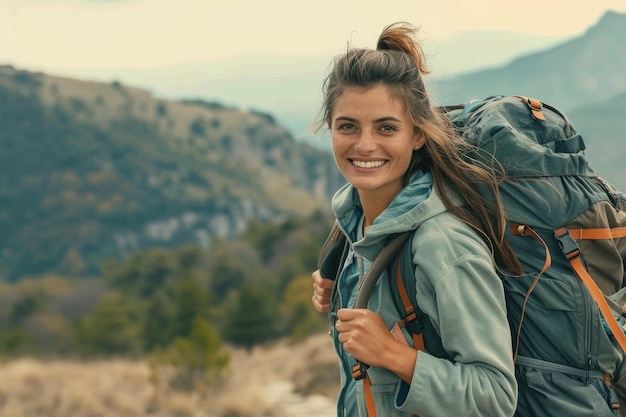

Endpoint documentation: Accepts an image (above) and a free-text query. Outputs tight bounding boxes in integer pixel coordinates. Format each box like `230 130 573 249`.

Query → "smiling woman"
311 22 522 417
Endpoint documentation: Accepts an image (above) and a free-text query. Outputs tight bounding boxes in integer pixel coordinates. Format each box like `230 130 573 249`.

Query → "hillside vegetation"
0 65 344 280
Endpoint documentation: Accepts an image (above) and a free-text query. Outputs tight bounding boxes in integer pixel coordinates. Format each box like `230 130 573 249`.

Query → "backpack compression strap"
511 224 626 353
553 227 626 353
566 227 626 240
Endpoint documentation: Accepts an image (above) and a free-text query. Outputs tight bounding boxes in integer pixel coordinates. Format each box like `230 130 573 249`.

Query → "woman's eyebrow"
373 116 402 123
333 116 401 123
333 116 357 122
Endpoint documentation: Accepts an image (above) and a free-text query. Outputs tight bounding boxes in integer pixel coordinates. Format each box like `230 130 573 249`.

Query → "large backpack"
318 95 626 417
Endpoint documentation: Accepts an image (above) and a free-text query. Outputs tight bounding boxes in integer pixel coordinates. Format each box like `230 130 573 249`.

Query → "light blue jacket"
329 171 517 417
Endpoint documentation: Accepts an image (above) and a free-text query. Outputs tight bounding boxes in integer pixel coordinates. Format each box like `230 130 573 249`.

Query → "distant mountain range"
428 11 626 109
24 21 569 148
72 10 623 180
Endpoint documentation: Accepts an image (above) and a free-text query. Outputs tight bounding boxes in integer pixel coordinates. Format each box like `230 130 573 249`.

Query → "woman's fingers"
312 269 334 313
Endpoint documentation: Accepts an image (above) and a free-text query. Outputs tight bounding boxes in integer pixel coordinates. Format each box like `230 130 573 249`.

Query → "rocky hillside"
0 66 344 280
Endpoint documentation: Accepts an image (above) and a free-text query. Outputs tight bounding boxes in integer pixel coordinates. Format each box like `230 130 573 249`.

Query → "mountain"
0 65 344 281
103 11 624 154
32 29 566 145
567 91 626 191
35 12 624 144
428 11 626 110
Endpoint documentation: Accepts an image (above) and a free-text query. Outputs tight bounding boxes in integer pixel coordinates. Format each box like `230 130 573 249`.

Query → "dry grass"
0 358 153 417
0 333 339 417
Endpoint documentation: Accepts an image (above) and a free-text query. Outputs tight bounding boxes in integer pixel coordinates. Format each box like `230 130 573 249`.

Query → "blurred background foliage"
0 213 331 359
0 211 334 389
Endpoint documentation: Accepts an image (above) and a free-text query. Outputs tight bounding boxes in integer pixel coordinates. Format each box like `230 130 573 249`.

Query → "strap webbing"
514 95 546 121
363 374 378 417
396 256 425 352
570 255 626 352
554 227 626 353
511 223 626 354
567 227 626 240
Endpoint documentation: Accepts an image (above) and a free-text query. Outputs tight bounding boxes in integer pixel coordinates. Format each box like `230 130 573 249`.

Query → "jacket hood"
332 170 453 260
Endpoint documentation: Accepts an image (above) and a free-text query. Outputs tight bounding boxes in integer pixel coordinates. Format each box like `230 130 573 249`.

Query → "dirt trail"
266 380 335 417
217 332 340 416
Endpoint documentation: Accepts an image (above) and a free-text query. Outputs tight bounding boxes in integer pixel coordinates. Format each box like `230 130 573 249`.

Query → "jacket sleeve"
395 217 517 417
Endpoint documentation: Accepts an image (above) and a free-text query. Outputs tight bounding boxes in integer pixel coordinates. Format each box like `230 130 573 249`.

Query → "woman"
311 22 521 417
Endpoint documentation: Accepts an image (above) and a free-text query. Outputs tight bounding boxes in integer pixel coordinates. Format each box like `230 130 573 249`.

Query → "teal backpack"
318 95 626 417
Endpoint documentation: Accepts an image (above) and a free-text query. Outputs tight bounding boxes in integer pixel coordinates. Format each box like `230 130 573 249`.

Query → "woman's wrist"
383 341 418 384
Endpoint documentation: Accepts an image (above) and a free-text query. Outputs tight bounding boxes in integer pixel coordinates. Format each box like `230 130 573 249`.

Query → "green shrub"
149 317 230 391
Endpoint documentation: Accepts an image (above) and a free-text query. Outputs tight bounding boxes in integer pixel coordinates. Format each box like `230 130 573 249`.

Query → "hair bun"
377 22 430 75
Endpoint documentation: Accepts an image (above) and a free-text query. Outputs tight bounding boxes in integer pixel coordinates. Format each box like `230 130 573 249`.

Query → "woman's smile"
350 159 388 169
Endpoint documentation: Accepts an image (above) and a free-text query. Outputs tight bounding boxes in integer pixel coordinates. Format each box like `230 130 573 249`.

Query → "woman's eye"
379 125 396 132
337 123 356 131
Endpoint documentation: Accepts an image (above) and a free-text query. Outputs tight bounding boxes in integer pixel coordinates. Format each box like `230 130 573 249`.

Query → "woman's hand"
312 269 334 313
335 308 417 383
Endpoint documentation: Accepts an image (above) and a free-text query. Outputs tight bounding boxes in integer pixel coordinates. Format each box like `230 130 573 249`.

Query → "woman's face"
330 85 424 201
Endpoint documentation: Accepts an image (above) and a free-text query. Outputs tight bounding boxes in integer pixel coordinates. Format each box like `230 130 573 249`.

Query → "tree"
171 278 210 339
208 245 249 298
176 244 203 272
282 275 328 340
104 248 178 297
142 289 174 351
150 317 230 391
221 283 279 349
0 328 38 357
75 292 140 356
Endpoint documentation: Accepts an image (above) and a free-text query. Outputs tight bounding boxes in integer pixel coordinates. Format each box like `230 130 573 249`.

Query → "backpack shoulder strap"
392 239 425 351
317 221 349 281
389 234 456 360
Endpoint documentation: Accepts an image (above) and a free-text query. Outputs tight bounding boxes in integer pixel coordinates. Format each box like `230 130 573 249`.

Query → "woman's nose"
354 131 376 152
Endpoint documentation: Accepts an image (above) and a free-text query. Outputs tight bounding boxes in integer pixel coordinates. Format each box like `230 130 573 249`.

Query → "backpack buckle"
403 311 424 335
554 228 581 260
352 362 369 381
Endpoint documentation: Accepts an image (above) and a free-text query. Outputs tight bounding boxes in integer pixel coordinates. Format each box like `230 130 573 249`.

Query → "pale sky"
2 0 626 73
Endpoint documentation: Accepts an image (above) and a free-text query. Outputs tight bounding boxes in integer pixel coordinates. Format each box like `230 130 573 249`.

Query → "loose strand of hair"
423 120 522 275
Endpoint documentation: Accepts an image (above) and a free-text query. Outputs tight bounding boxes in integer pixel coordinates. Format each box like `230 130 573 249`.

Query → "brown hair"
320 22 521 275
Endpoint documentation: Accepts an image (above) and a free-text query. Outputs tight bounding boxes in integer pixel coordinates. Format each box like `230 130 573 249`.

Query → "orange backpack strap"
514 95 546 121
567 226 626 240
362 373 378 417
511 224 626 353
395 256 425 352
553 228 626 353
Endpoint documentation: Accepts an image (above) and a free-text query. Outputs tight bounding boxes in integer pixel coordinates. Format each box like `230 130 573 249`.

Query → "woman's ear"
413 131 426 151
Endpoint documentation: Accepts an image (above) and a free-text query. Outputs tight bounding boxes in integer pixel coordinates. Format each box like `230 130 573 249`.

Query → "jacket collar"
331 170 452 260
